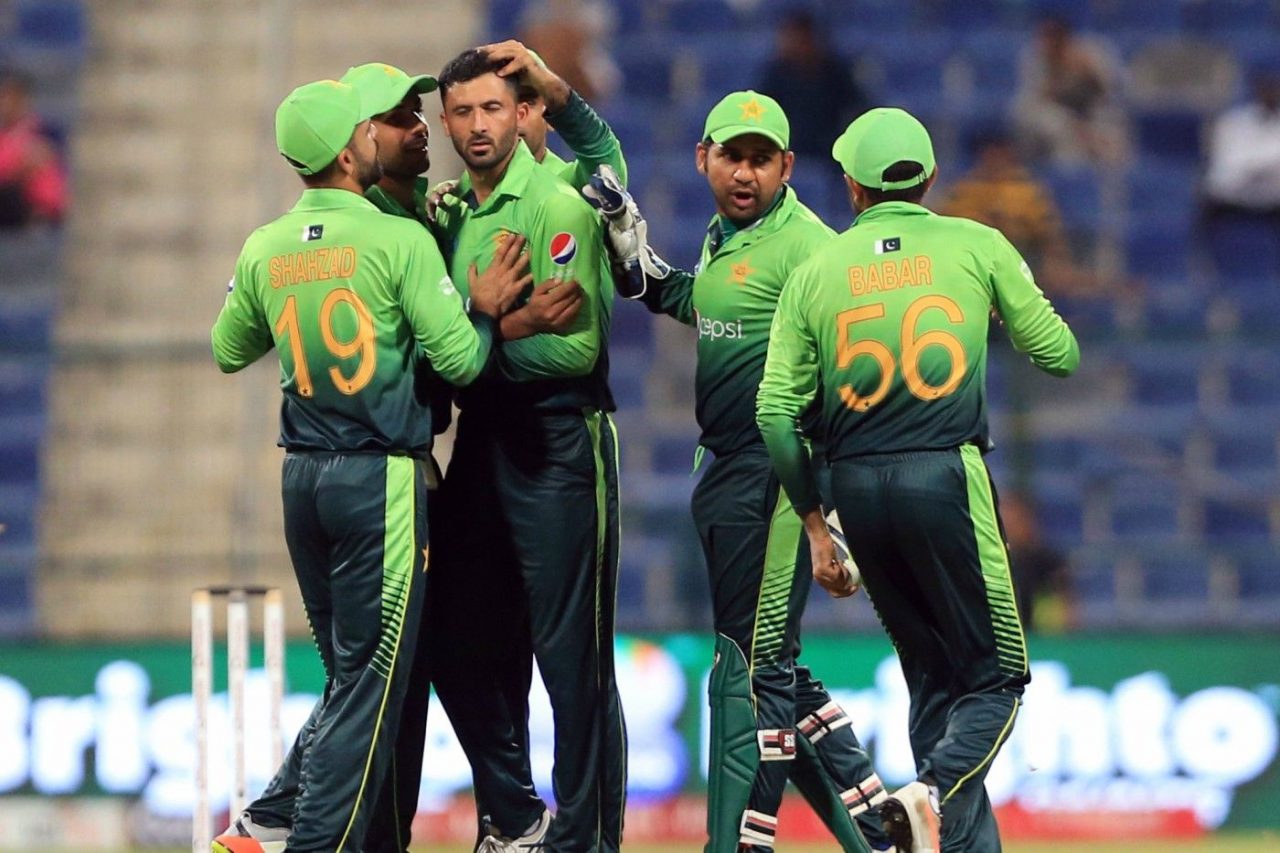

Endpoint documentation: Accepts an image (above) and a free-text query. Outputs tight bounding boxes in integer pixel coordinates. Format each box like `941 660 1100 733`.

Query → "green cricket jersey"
447 140 614 413
757 201 1080 512
211 188 495 452
539 90 629 190
639 186 833 455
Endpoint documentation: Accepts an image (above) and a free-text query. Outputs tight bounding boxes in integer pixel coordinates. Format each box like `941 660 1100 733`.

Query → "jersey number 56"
836 294 967 412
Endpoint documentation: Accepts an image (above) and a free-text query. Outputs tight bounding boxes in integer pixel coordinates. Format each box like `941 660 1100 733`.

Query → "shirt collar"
291 187 381 213
707 186 796 256
457 140 538 213
852 200 934 226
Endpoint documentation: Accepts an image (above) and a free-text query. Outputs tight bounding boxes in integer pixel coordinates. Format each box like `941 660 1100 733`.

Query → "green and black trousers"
428 406 627 853
245 451 430 853
830 445 1029 853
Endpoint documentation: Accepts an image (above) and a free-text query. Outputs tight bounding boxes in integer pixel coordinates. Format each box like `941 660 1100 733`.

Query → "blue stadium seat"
15 0 87 51
1044 165 1101 231
1211 419 1278 489
652 434 698 475
1122 343 1203 407
1070 553 1117 606
0 361 48 416
660 0 740 34
609 344 649 410
1090 0 1184 31
1225 349 1280 406
1126 217 1193 278
1142 283 1212 336
1203 498 1270 543
1203 213 1280 279
1236 550 1280 598
1109 482 1185 542
1035 492 1084 547
1134 110 1204 164
1140 553 1211 601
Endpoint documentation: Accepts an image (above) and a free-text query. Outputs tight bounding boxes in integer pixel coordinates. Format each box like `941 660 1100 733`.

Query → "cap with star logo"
832 107 936 191
702 89 790 151
340 62 438 117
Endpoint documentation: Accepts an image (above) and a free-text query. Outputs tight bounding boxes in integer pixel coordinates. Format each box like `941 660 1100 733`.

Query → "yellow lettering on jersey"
848 256 933 297
268 247 359 288
915 255 932 284
865 263 881 292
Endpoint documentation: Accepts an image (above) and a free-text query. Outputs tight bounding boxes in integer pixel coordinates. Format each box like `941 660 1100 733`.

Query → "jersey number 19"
274 289 377 398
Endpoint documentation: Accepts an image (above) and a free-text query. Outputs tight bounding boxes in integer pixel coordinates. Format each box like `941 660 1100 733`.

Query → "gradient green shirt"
211 188 494 452
758 201 1080 512
540 90 628 190
446 141 613 413
639 187 833 455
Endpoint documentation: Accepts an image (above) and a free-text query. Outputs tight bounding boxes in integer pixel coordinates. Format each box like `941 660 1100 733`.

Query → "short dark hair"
300 157 342 186
438 48 517 98
859 160 930 205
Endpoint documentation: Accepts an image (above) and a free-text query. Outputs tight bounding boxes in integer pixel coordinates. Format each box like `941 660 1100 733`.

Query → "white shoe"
878 781 940 853
212 811 288 853
476 809 552 852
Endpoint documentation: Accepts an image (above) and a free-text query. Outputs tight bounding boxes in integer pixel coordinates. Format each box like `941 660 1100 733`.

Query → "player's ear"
780 150 795 184
516 100 530 122
695 142 709 175
335 145 357 180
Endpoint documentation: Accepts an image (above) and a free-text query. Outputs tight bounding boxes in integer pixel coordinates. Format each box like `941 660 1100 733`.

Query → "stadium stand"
0 0 84 635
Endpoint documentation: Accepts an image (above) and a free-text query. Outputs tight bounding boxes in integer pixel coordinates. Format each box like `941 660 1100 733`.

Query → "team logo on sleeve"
549 232 577 265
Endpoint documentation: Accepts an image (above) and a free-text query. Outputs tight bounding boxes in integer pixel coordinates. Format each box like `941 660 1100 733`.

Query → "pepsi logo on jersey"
549 232 577 265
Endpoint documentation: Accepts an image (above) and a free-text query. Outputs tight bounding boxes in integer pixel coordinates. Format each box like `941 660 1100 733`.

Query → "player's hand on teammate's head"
469 234 532 318
479 39 570 112
526 278 584 333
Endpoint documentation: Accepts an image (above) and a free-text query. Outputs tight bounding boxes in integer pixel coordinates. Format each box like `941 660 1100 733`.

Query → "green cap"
275 80 373 175
339 62 438 116
832 107 936 190
702 90 789 150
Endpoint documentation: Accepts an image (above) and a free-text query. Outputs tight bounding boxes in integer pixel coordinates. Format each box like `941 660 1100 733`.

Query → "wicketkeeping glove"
581 165 671 298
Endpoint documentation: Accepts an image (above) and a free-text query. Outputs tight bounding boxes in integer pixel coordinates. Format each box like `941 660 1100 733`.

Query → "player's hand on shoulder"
427 180 462 228
526 278 584 333
469 234 532 318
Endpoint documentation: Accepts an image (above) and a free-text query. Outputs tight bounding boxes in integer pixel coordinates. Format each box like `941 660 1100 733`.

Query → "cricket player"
757 107 1080 852
208 79 529 853
585 90 890 853
428 48 625 853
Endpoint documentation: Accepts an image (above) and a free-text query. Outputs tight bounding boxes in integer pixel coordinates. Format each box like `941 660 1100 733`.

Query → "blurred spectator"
1002 493 1074 634
1014 16 1129 167
940 129 1099 296
518 0 619 103
1201 69 1280 265
0 70 67 228
757 10 868 163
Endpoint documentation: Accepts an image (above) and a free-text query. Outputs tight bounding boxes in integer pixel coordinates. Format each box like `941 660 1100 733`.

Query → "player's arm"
499 191 603 379
756 270 823 516
484 39 628 189
211 253 272 373
988 230 1081 377
399 229 517 387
